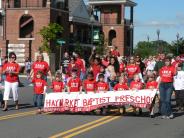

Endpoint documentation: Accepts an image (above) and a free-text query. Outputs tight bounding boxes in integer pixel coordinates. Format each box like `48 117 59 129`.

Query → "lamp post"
90 15 95 46
176 33 180 55
147 35 150 42
156 29 160 52
129 23 134 56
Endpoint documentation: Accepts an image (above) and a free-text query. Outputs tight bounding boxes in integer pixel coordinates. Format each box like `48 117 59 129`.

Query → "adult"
135 55 146 76
30 53 52 82
158 57 176 119
66 56 80 77
2 52 20 111
154 53 165 76
125 56 142 86
107 57 119 77
60 52 70 74
110 46 120 57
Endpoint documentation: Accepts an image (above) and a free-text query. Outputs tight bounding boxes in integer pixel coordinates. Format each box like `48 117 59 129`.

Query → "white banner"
44 89 157 112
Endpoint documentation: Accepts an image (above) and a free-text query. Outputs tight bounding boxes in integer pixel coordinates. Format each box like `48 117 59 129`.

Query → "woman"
66 56 80 77
2 52 20 111
30 53 52 82
158 57 176 119
107 57 119 77
125 56 141 86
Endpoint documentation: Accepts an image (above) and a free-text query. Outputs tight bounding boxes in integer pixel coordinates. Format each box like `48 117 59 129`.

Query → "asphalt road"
0 77 184 138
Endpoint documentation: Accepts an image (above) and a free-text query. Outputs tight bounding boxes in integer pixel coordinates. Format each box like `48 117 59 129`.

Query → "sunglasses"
11 57 16 59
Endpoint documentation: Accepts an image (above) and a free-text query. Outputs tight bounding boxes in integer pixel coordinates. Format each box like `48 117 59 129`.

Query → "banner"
44 89 157 112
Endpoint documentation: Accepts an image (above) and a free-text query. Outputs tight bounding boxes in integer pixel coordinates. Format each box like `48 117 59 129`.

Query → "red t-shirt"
67 63 80 77
32 78 47 94
96 82 109 92
83 79 96 92
146 81 158 89
67 77 82 92
76 58 85 73
91 63 101 78
111 50 120 57
3 62 20 83
52 81 64 92
119 63 125 73
32 61 49 77
159 66 176 83
130 81 143 90
114 83 129 91
126 64 141 78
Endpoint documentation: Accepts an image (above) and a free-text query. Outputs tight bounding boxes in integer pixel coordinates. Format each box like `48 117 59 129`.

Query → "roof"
88 0 137 7
69 0 91 24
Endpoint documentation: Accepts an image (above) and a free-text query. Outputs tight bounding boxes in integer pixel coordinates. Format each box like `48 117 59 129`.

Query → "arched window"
19 15 34 38
108 30 116 46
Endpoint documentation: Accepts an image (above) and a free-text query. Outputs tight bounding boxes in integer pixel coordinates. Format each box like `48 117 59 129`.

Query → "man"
60 52 70 74
154 53 166 76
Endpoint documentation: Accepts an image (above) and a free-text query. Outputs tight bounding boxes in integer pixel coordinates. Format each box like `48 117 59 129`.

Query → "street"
0 77 184 138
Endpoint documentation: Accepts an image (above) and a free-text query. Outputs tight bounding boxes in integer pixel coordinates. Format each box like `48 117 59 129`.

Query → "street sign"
57 40 66 46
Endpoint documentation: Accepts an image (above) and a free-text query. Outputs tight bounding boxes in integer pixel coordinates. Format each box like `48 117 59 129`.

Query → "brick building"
0 0 69 68
89 0 137 56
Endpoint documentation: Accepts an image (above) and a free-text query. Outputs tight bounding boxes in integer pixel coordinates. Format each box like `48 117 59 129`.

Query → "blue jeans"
127 78 133 86
159 82 173 116
33 94 43 109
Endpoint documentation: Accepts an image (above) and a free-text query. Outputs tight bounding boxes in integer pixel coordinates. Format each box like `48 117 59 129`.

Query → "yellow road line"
63 116 120 138
49 115 114 138
50 108 133 138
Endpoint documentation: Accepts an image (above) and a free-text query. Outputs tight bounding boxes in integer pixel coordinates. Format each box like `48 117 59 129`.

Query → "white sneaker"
161 115 166 119
167 114 174 119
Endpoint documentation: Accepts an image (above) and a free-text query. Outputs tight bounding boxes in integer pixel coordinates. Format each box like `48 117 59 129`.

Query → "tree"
171 37 184 56
39 23 64 54
95 34 107 55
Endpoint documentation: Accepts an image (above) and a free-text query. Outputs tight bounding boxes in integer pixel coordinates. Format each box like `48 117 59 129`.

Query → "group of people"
0 46 184 118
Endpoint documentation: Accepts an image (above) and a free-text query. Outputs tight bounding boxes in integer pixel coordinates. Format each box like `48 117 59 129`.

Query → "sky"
84 0 184 46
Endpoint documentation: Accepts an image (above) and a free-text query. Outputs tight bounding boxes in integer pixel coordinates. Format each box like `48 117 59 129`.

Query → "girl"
83 72 96 93
114 76 129 114
130 74 144 115
51 73 64 92
96 74 109 92
2 52 20 111
146 74 158 118
67 69 82 93
96 74 109 115
96 65 110 83
32 71 47 114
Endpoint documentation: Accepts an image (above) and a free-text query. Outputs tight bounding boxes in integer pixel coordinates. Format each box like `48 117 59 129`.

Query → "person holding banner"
130 74 144 115
146 74 158 118
67 69 82 93
50 73 64 92
158 57 176 119
2 52 20 111
114 76 129 114
32 71 47 114
83 72 96 93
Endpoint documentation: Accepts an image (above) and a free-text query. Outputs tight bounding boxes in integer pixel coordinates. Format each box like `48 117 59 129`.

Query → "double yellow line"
0 110 50 121
49 108 132 138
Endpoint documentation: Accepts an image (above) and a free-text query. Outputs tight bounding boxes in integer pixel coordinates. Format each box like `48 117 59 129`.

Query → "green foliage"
171 37 184 56
95 34 107 55
39 23 63 54
134 40 172 58
74 42 83 56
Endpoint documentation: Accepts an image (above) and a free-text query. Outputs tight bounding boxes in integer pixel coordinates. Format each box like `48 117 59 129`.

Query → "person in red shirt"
114 76 129 114
2 52 20 111
114 76 129 91
30 53 52 82
51 73 64 92
83 72 96 93
96 74 109 92
158 57 176 119
110 46 120 57
32 71 47 114
130 74 144 115
66 56 80 78
126 56 141 86
146 74 158 118
67 69 82 93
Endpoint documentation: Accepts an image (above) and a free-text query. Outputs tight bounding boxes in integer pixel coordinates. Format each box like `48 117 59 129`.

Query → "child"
108 75 118 91
67 69 82 93
114 76 129 91
174 63 184 111
96 74 109 115
51 73 64 92
32 71 47 114
146 74 158 118
83 72 96 93
96 74 109 92
130 74 144 115
114 76 129 114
